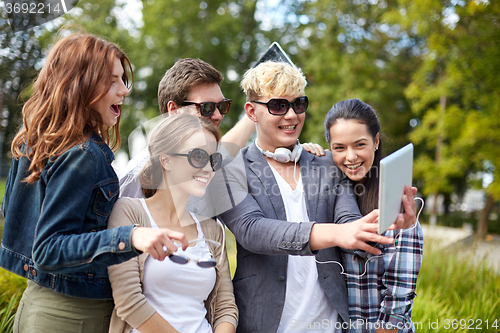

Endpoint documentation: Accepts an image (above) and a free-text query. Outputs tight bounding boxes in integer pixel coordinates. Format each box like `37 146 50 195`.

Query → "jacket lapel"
247 144 287 221
300 152 319 223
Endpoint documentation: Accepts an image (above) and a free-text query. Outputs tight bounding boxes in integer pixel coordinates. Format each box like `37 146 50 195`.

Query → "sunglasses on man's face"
168 148 223 172
251 96 308 115
182 99 232 117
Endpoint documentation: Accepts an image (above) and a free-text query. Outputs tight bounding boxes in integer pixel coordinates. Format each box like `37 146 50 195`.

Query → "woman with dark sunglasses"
107 113 238 333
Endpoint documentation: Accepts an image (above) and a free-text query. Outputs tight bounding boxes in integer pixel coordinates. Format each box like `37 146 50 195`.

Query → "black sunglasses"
168 148 222 171
182 99 232 117
251 96 308 115
169 238 221 268
169 219 226 268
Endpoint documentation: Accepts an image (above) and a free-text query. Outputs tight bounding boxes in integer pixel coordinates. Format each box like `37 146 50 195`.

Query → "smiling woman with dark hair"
325 99 424 333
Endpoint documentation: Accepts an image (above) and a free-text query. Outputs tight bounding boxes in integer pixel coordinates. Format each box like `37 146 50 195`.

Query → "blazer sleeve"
220 192 316 256
212 151 316 256
107 198 156 329
333 176 363 225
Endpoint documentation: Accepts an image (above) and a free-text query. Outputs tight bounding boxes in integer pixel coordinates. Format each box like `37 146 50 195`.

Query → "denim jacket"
0 132 140 299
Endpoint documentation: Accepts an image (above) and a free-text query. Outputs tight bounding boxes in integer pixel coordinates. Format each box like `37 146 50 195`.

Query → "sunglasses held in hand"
168 148 223 172
182 99 232 117
169 238 221 268
169 219 226 268
251 96 308 115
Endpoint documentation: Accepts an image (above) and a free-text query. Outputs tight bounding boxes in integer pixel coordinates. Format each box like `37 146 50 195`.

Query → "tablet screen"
378 143 413 234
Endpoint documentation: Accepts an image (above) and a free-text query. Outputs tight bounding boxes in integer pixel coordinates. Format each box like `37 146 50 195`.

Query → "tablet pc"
378 143 413 234
253 42 296 68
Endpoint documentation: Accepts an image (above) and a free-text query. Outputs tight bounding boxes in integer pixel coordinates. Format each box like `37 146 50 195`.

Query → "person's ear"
167 101 180 115
374 133 380 151
245 102 258 122
159 154 172 172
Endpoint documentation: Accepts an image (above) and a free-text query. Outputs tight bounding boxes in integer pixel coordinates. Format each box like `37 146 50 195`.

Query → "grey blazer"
219 143 362 333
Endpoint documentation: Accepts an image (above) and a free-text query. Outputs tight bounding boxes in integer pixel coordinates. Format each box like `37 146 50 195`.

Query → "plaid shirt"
345 222 424 333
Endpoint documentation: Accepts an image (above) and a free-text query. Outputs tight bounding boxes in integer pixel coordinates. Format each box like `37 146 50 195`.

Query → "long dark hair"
324 99 382 215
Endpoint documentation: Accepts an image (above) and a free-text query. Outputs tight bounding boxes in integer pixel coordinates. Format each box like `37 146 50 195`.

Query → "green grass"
0 178 5 203
411 240 500 332
0 269 26 333
0 177 5 240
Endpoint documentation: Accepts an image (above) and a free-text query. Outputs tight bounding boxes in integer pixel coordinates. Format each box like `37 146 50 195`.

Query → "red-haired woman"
0 31 187 333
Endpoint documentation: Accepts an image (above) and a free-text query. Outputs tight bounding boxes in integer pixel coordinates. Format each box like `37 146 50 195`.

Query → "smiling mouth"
279 125 296 131
194 176 209 184
346 162 363 170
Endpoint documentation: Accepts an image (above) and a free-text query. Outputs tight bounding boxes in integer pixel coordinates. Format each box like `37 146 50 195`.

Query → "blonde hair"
240 61 307 101
139 114 221 198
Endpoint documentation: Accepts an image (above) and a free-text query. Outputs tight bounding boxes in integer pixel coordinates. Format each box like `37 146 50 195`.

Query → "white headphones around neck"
255 140 303 163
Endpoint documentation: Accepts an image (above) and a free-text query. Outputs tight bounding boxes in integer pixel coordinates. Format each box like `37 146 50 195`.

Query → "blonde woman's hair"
240 61 306 101
139 114 221 198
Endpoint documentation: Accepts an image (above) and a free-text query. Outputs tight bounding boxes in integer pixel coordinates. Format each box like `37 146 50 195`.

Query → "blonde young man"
218 62 416 333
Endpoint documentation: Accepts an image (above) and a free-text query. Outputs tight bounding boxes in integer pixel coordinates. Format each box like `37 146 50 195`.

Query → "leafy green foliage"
0 8 45 177
274 0 421 153
0 269 26 333
135 0 260 138
386 0 500 202
412 240 500 332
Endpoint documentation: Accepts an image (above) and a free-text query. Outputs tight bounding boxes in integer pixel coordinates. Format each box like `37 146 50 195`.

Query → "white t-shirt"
268 165 341 333
131 199 216 333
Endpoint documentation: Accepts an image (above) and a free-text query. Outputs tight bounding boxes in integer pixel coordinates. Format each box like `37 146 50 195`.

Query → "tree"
272 0 421 154
133 0 260 140
0 5 45 177
387 0 500 236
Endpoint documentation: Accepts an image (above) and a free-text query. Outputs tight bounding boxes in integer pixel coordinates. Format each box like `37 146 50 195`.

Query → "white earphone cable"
315 197 425 278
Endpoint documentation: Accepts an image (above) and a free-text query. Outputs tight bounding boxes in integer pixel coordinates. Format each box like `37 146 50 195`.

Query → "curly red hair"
12 32 133 183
